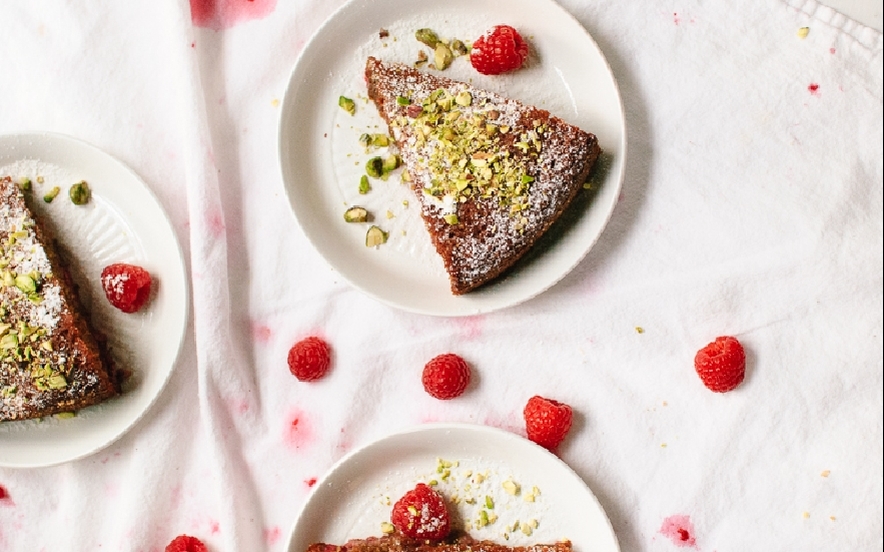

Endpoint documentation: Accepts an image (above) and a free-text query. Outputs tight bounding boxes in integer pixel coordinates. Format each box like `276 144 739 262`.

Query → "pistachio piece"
343 206 369 223
43 186 61 203
358 175 371 194
380 521 395 534
15 274 37 294
18 177 32 191
69 180 91 205
365 225 388 247
382 154 400 173
455 91 472 107
443 213 459 225
451 39 468 56
365 157 384 178
48 373 67 389
434 42 454 70
396 96 411 106
338 95 356 115
359 133 390 150
415 28 440 48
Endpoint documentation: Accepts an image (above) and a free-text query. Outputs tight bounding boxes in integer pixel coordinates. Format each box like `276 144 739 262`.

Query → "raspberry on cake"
364 57 601 295
1 176 120 422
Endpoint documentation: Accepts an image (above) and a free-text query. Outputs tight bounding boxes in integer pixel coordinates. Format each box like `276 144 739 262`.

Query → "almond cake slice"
307 532 572 552
1 175 119 422
364 57 602 295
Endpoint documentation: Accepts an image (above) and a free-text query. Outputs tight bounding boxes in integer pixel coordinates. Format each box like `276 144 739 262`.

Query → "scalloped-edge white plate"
286 423 620 552
0 131 189 468
279 0 625 317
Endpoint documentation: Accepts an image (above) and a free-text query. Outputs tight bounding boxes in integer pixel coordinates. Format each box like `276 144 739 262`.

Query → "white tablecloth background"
1 0 881 550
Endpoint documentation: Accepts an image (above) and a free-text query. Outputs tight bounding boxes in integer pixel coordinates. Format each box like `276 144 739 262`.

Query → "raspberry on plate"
694 336 746 393
422 353 471 400
287 336 332 382
390 482 451 540
165 535 208 552
523 395 573 451
100 263 152 313
469 24 529 75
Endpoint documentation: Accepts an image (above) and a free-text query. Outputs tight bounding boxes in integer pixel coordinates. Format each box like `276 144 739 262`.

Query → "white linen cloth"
0 0 881 550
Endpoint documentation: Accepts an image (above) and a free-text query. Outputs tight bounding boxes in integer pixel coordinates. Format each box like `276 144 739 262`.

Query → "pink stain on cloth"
190 0 276 30
660 515 698 548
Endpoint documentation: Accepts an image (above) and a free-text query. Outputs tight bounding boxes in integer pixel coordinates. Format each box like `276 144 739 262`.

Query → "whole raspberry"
287 336 332 381
100 263 152 313
165 535 208 552
390 483 451 540
523 395 573 451
694 336 746 393
469 25 529 75
422 353 471 400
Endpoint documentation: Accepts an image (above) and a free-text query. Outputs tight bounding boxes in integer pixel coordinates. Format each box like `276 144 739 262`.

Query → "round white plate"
279 0 625 317
0 131 189 468
286 423 620 552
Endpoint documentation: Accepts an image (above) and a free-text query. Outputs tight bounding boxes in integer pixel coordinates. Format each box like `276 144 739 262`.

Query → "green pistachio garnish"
43 186 61 203
15 274 37 294
69 180 91 205
365 157 384 178
338 95 356 115
18 177 32 191
358 175 371 195
365 225 388 247
443 213 459 225
343 206 369 223
451 39 468 56
415 28 440 48
434 42 454 70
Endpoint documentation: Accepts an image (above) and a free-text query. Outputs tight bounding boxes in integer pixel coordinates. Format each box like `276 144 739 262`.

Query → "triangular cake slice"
365 57 602 294
1 175 119 422
307 532 572 552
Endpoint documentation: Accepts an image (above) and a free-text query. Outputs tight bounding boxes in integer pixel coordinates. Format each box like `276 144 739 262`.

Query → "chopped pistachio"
382 154 400 173
380 522 395 534
451 39 468 56
343 206 369 223
365 225 388 247
365 157 384 178
443 213 459 225
455 91 472 107
338 95 356 115
43 186 61 203
69 180 91 205
415 28 440 48
502 479 520 495
396 96 411 106
15 274 37 294
358 175 371 195
18 177 32 191
434 42 454 70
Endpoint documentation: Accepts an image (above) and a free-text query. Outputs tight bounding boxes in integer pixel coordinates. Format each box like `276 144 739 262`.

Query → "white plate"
286 423 620 552
0 131 189 468
278 0 625 317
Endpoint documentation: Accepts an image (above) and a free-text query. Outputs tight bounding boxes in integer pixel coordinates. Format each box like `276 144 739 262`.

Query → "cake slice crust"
365 57 601 294
307 532 572 552
1 176 119 422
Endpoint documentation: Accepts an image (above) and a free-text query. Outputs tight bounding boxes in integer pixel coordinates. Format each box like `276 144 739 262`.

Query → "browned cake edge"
1 175 119 422
306 532 573 552
364 56 601 295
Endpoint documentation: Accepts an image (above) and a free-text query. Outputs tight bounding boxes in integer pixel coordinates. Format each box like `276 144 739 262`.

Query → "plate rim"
278 0 627 317
285 421 621 552
0 130 191 469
